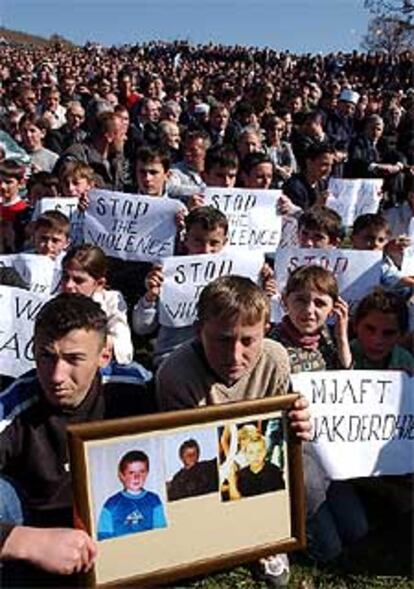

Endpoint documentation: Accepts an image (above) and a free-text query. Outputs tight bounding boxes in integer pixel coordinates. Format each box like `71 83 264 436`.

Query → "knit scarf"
279 315 321 351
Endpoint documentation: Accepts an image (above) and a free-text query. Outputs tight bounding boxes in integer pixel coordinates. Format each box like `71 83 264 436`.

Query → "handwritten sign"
203 187 282 252
292 370 414 479
0 253 60 294
83 189 183 262
327 178 383 227
401 245 414 276
271 247 382 323
0 286 48 378
35 196 85 244
159 251 264 327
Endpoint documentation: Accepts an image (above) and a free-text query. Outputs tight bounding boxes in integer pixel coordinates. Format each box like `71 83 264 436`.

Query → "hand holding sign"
144 265 164 303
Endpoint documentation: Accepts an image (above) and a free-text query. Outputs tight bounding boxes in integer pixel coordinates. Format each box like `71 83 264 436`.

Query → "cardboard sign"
83 189 183 262
327 178 383 227
159 251 264 327
0 286 48 378
291 370 414 479
36 196 85 244
203 187 282 252
0 253 60 294
401 245 414 276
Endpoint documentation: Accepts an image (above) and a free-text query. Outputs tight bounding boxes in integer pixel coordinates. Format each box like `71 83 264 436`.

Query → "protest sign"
278 216 299 249
203 187 282 251
0 285 48 378
83 189 183 262
159 251 264 327
291 370 414 479
36 196 85 244
327 178 383 227
271 247 382 323
401 245 414 276
0 253 60 294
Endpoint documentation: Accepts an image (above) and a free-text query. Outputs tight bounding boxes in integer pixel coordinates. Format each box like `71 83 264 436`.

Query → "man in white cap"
326 87 360 149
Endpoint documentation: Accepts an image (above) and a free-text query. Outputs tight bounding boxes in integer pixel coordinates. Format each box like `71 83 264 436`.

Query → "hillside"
0 27 76 48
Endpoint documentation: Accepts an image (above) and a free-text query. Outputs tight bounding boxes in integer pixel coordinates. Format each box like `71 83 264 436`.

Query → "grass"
168 562 414 589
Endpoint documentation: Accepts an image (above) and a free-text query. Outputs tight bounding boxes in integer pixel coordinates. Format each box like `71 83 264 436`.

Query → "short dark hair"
62 244 107 281
197 275 270 325
298 206 344 241
0 159 26 181
179 439 200 460
284 265 339 301
119 450 149 473
34 210 70 237
185 206 228 235
305 143 334 161
352 213 390 237
204 146 239 174
34 293 108 345
354 288 408 333
241 151 273 176
26 171 59 193
135 145 171 172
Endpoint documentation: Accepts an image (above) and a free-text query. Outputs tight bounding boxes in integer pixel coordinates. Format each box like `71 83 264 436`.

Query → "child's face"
352 228 389 251
119 461 149 493
21 123 45 151
34 229 69 260
181 447 199 469
298 226 336 249
245 441 266 472
284 288 334 335
204 165 238 188
135 158 169 196
244 163 273 190
0 176 21 202
185 223 227 254
61 264 105 296
61 175 92 198
355 310 401 364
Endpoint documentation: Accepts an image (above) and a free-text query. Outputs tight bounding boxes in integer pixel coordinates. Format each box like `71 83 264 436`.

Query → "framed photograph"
67 394 305 588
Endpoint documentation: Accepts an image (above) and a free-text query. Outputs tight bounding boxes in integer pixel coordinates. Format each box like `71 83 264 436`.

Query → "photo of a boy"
222 425 285 501
97 450 167 541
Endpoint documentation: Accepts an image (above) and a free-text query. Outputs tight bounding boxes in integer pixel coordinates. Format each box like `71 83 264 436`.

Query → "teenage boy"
241 152 274 190
0 159 28 250
156 276 309 587
19 113 59 173
97 450 166 540
297 205 343 249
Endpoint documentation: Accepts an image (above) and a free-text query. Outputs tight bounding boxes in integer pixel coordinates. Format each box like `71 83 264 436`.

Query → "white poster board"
401 245 414 276
327 178 383 227
291 370 414 479
203 187 282 251
0 253 60 294
36 196 85 244
0 286 48 378
159 251 264 327
83 189 183 262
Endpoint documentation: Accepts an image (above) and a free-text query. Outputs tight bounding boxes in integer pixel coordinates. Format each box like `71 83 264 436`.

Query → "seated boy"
241 152 274 190
97 450 166 541
133 206 276 368
58 161 96 206
203 145 239 189
351 213 413 296
32 210 71 261
0 159 28 251
297 205 343 249
132 206 229 368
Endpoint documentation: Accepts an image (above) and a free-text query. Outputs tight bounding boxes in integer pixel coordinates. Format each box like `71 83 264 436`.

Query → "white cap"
339 89 360 105
194 103 210 115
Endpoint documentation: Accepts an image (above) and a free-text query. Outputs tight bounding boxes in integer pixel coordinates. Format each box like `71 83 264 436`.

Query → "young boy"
203 145 239 189
32 210 71 260
132 206 229 367
135 145 171 197
59 161 96 203
297 206 343 249
241 152 274 190
97 450 166 540
228 433 285 500
351 287 414 371
351 213 413 295
0 159 28 250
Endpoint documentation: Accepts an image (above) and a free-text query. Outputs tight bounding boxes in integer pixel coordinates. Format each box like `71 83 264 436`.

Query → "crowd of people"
0 39 414 587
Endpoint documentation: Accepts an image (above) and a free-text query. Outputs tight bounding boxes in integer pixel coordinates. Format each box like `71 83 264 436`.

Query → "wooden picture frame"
67 394 305 588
